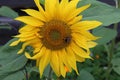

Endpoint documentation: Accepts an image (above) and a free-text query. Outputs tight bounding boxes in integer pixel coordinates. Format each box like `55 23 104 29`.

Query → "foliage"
0 0 120 80
0 38 28 80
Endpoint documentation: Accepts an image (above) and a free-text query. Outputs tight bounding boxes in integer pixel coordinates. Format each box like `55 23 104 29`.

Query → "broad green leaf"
0 38 28 73
78 0 120 26
0 6 18 18
112 58 120 75
2 71 25 80
92 27 117 44
77 69 95 80
0 55 27 73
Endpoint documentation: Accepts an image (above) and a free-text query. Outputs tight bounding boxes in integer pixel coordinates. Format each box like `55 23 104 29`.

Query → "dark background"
0 0 116 8
0 0 119 45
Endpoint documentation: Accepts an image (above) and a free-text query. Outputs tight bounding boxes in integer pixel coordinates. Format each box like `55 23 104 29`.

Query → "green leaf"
0 38 28 74
77 69 95 80
2 71 25 80
92 27 117 45
78 0 120 26
0 6 18 18
112 58 120 75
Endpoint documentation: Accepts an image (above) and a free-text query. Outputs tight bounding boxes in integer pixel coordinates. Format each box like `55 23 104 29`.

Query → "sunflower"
10 0 102 78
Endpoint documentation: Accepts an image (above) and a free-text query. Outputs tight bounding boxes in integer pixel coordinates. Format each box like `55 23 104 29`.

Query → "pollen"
40 20 72 50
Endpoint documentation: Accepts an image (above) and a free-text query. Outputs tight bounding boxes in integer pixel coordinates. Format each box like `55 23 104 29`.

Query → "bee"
63 36 71 43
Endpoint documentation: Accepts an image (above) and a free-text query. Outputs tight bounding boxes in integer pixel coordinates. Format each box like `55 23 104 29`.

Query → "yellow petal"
19 36 36 42
87 41 97 48
66 4 91 21
81 31 99 40
70 42 91 58
50 51 60 77
18 39 41 54
59 0 69 13
32 42 43 53
60 0 69 6
59 49 72 72
66 46 79 75
63 0 80 21
75 54 85 62
34 0 45 15
59 57 66 77
19 25 35 33
68 15 83 25
22 9 46 22
58 0 69 20
72 33 88 50
64 0 79 12
16 30 42 39
45 0 59 19
71 21 102 30
25 46 45 59
31 39 42 48
67 0 79 9
17 42 30 54
10 40 20 46
72 30 98 41
39 49 51 78
59 0 79 21
34 48 41 53
15 16 44 26
15 32 35 38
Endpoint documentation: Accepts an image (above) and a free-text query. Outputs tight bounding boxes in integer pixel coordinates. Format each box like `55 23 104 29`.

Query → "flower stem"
104 44 111 80
105 1 119 80
24 66 29 80
105 24 118 80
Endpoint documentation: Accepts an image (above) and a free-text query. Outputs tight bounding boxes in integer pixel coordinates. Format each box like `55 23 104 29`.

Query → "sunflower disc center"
49 30 61 40
40 20 71 50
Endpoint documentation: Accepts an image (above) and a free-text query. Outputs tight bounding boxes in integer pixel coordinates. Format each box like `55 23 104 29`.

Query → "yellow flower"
10 0 102 78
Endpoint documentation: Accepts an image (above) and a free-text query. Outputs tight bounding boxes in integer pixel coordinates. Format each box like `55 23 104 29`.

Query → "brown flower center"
40 20 72 50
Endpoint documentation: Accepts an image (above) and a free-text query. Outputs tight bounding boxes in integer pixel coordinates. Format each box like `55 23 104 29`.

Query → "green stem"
104 44 112 80
104 45 110 58
118 0 120 8
105 24 117 80
105 21 118 80
105 1 119 80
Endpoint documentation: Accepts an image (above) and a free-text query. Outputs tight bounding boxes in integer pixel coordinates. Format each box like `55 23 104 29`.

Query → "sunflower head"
10 0 102 78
